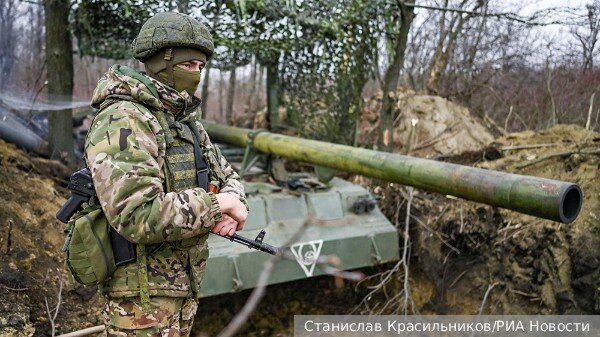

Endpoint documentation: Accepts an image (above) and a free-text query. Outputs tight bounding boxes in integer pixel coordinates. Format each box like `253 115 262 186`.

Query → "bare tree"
45 0 75 163
226 62 237 123
544 56 558 127
245 56 258 112
426 0 484 94
572 1 600 72
0 0 20 91
256 64 265 110
201 1 220 113
219 70 225 121
201 63 211 112
266 61 280 128
377 1 415 152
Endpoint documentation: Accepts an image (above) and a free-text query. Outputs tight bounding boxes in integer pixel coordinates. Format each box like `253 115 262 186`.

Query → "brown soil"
360 88 495 157
0 140 104 336
476 124 599 313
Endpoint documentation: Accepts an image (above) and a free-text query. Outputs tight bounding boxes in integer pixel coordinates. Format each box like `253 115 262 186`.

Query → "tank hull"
200 178 399 297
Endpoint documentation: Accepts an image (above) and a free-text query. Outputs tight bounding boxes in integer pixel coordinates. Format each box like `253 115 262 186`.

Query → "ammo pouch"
59 167 136 286
64 203 117 286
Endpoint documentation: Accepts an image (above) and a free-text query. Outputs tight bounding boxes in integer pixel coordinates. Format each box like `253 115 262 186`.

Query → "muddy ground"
0 119 598 336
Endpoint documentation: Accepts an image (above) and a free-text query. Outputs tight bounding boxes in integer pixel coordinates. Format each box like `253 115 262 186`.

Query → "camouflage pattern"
103 296 197 337
132 12 214 61
86 64 247 300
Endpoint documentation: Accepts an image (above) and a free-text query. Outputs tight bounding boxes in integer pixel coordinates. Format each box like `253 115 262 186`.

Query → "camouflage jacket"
86 64 246 298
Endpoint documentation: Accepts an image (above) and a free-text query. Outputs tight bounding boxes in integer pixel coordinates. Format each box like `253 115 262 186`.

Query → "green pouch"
64 205 117 285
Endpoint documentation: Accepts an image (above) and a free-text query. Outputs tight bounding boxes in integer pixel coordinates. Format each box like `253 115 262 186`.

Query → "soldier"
85 12 248 336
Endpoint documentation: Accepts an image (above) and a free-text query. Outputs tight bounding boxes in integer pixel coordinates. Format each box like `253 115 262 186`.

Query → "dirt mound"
361 89 494 157
363 124 599 315
0 140 103 336
477 124 600 313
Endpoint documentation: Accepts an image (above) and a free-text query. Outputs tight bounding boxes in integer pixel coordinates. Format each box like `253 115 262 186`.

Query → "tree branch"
403 2 580 26
18 0 43 5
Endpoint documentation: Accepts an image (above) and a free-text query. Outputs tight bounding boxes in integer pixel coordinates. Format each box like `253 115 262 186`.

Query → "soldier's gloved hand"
215 193 248 230
211 214 238 236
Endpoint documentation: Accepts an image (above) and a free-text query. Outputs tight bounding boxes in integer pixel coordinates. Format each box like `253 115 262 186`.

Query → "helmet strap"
164 48 175 88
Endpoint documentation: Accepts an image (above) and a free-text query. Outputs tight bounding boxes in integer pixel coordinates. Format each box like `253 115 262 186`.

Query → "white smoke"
0 92 91 113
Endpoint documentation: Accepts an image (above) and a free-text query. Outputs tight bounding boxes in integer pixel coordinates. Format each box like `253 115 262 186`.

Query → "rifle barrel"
213 232 280 255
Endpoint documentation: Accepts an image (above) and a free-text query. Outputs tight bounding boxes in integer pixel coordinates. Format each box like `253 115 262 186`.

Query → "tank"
201 176 398 297
198 122 583 297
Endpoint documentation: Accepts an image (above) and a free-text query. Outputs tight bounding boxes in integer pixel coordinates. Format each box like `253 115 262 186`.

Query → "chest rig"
151 107 210 193
97 97 213 194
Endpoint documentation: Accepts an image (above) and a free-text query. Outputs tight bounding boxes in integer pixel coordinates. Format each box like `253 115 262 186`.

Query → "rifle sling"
182 122 210 191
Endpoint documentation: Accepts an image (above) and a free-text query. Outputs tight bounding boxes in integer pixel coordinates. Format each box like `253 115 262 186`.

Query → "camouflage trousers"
102 296 198 337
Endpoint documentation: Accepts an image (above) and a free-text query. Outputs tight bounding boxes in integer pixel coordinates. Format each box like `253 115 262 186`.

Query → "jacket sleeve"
194 120 248 210
214 144 249 210
85 102 221 244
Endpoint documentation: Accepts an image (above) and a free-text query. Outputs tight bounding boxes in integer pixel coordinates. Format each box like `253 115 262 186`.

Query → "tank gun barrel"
203 123 582 224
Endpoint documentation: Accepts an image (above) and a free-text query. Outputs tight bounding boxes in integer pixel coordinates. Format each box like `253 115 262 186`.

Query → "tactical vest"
97 99 214 194
152 106 205 193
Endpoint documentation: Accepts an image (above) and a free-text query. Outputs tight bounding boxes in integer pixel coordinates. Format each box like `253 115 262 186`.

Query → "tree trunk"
460 7 488 103
226 65 237 124
201 2 219 115
426 16 467 94
245 56 258 112
426 0 480 94
45 0 74 163
257 64 265 110
0 0 17 91
219 71 224 121
377 2 415 152
266 63 280 129
201 63 211 113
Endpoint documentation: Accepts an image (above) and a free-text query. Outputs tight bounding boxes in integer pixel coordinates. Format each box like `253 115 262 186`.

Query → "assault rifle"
56 168 280 265
213 230 279 255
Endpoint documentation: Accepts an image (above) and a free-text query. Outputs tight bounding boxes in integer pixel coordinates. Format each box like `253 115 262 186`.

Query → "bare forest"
0 0 599 336
1 1 599 150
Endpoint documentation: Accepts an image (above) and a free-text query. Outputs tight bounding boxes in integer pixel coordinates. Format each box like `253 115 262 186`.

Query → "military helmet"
132 12 214 61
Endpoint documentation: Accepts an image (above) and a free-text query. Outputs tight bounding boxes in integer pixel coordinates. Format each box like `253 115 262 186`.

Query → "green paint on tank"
200 178 398 297
198 121 584 298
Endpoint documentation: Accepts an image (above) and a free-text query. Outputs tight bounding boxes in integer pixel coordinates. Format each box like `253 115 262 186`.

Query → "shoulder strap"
182 122 209 191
